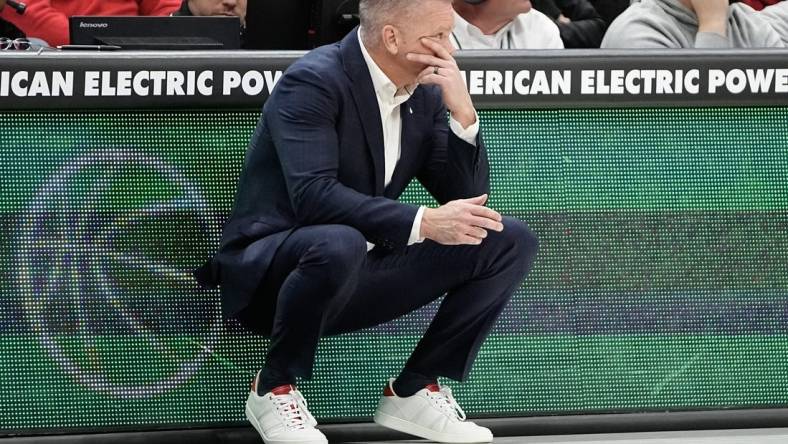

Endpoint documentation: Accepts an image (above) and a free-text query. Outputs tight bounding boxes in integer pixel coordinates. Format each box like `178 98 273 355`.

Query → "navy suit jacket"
198 29 490 321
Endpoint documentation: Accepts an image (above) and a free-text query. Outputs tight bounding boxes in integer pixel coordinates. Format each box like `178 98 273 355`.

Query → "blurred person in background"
0 19 23 39
758 1 788 44
591 0 631 24
532 0 607 47
0 0 25 39
173 0 246 26
601 0 784 48
172 0 246 45
0 0 181 47
451 0 564 49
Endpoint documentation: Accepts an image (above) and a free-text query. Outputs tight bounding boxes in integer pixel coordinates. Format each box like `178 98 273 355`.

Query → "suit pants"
238 216 539 382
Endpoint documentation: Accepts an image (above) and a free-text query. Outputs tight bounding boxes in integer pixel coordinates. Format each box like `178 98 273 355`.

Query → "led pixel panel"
0 108 786 433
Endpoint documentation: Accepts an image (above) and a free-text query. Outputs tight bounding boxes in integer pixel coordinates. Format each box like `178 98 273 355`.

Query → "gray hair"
358 0 418 45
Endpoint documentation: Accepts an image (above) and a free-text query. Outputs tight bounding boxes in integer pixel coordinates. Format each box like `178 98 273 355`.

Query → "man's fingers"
417 65 436 78
466 226 488 239
465 215 504 232
457 195 501 224
417 73 448 86
457 223 487 240
457 234 483 245
468 204 502 222
461 194 488 205
420 37 454 61
416 65 450 80
406 52 454 69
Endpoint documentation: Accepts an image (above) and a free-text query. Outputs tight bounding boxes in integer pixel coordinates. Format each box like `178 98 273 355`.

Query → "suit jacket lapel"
340 28 385 196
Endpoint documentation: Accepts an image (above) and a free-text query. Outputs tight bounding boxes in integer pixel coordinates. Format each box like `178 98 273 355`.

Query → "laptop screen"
69 16 241 50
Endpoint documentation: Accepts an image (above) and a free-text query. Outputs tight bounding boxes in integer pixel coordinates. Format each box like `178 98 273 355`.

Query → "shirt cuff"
407 206 426 246
695 32 730 49
449 113 479 147
366 206 425 252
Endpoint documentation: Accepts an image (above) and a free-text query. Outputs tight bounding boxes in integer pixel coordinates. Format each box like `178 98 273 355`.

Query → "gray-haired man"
206 0 539 443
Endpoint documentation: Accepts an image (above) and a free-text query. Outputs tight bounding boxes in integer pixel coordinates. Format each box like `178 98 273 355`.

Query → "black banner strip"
1 49 787 110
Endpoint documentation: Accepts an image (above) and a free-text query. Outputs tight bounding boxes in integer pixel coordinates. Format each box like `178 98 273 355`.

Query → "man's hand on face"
420 194 504 246
406 37 477 129
691 0 729 37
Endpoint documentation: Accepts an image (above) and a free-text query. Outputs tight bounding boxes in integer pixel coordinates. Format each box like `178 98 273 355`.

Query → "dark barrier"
1 49 788 109
0 50 787 437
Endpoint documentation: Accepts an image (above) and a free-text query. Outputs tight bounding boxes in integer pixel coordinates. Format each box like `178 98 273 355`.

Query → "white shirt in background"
357 30 480 250
450 10 564 50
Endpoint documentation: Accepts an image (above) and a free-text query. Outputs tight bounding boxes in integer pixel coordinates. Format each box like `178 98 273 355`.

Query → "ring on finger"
433 66 440 75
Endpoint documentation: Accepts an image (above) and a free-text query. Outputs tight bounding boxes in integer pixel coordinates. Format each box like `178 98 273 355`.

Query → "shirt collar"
357 29 416 107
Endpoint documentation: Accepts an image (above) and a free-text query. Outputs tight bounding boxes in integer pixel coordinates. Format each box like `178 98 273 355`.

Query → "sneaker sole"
245 403 327 444
373 409 493 443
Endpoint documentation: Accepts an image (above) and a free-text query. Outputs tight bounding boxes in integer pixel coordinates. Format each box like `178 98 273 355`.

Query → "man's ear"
381 24 400 55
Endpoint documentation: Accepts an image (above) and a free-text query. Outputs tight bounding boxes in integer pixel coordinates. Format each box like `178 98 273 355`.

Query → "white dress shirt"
450 10 564 50
357 30 480 250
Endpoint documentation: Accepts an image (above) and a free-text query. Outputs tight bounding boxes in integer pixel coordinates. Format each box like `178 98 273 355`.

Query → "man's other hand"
420 194 504 245
407 37 477 129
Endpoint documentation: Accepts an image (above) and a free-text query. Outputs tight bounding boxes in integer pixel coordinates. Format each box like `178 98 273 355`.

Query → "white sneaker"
373 378 493 443
245 372 328 444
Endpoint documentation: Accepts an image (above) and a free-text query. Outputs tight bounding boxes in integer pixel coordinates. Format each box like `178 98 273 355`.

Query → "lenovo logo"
79 22 109 28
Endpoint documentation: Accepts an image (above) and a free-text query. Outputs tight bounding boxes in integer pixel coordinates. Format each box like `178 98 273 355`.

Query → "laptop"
69 16 241 50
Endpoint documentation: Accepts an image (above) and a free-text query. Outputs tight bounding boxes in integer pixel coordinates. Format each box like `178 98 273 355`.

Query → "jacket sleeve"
266 65 419 250
555 0 607 48
416 88 490 205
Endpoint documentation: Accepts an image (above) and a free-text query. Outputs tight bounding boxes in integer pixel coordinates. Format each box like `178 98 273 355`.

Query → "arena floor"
344 428 788 444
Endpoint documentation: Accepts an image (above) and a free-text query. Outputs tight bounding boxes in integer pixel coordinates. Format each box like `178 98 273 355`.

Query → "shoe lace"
272 389 316 430
427 386 467 422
